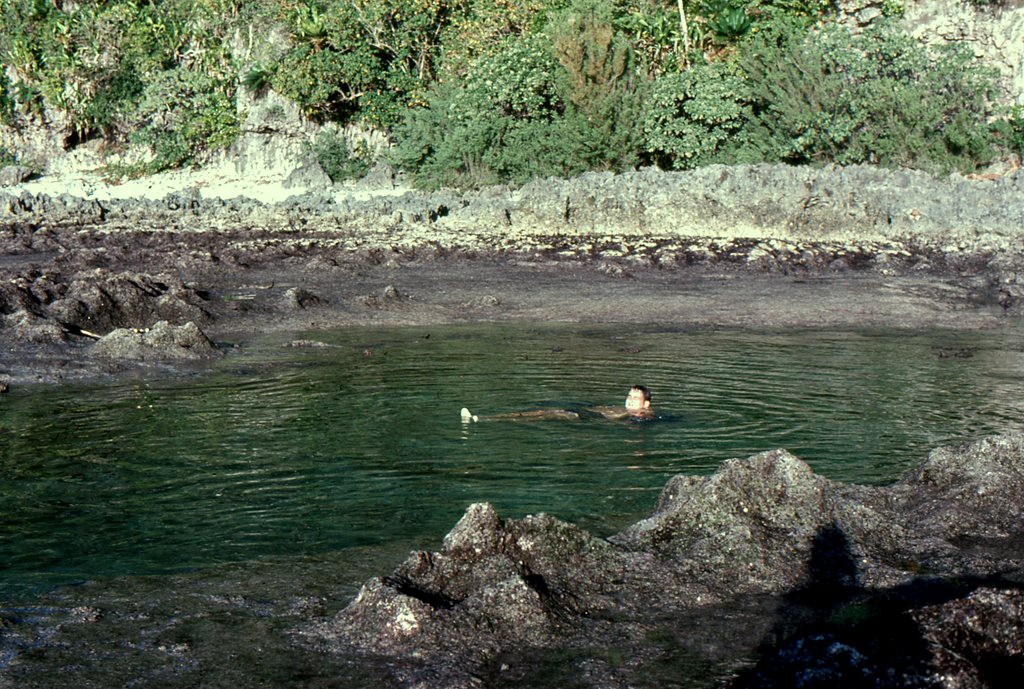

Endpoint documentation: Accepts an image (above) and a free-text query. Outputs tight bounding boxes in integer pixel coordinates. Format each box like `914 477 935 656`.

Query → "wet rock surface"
299 436 1024 688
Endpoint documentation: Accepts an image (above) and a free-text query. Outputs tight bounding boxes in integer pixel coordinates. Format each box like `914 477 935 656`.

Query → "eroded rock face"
301 436 1024 688
0 268 211 342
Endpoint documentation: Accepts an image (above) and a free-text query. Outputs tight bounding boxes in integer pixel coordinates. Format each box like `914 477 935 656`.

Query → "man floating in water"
461 385 654 422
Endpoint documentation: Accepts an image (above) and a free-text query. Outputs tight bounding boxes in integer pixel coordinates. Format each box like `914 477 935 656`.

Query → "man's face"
625 388 649 412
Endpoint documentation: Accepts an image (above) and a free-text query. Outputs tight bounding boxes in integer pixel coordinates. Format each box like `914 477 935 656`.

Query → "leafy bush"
618 1 687 74
991 106 1024 161
641 59 751 168
549 5 647 170
0 0 1016 184
394 8 649 191
393 35 572 188
269 0 468 127
130 68 239 173
751 0 837 23
736 20 1001 174
0 71 14 125
639 19 1006 175
308 130 371 182
441 0 564 78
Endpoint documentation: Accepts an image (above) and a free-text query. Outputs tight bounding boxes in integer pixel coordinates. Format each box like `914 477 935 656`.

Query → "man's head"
625 385 652 413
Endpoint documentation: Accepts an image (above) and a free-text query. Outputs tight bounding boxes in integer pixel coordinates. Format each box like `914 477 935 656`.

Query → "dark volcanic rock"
0 268 211 342
91 320 219 360
300 436 1024 688
282 286 327 310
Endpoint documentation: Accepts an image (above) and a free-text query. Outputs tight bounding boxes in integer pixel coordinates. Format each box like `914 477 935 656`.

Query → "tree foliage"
270 0 468 126
736 20 1001 174
641 59 751 168
0 0 1018 184
393 5 649 189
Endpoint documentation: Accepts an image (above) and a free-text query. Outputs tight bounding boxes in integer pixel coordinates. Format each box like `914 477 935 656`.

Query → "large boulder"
0 165 33 187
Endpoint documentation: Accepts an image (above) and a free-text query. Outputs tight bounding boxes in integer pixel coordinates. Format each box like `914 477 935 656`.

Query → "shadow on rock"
728 524 1024 688
294 435 1024 688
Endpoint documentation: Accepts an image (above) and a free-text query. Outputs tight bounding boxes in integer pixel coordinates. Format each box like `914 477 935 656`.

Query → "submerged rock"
300 435 1024 688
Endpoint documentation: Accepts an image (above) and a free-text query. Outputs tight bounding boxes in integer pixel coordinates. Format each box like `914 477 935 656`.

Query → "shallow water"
2 323 1024 684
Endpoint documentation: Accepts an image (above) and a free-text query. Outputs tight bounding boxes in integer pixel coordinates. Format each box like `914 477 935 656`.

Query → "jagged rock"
281 287 327 309
91 321 219 360
284 158 332 189
4 309 67 344
43 270 212 334
355 160 397 190
301 435 1024 688
163 188 202 211
361 284 405 308
3 165 1024 253
0 165 33 187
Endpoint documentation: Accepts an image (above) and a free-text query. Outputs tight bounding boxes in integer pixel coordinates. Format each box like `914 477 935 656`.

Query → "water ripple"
3 324 1024 600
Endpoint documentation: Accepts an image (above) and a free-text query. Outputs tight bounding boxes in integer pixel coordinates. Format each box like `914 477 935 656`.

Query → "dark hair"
632 385 651 402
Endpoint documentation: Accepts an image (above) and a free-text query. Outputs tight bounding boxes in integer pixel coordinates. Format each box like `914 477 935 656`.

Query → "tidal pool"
2 323 1023 685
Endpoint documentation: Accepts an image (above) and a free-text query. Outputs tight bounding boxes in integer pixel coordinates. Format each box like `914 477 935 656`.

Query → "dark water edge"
2 322 1024 687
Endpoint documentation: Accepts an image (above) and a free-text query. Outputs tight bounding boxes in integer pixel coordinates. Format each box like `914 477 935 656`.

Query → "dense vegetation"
1 0 1022 186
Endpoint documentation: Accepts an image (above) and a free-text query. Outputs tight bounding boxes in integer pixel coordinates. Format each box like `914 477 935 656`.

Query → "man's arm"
486 409 581 421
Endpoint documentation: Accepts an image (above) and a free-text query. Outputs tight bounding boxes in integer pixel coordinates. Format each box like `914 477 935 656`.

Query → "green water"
3 324 1024 606
3 323 1024 686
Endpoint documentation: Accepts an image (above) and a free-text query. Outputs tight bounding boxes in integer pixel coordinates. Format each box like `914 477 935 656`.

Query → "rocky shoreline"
4 435 1022 688
297 434 1024 689
3 163 1024 686
3 163 1024 389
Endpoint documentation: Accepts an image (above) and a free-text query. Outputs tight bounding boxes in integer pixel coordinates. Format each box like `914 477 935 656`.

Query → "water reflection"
2 324 1024 603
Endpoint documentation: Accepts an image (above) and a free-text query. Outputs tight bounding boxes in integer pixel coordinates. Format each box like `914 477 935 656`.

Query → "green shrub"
618 1 687 74
992 106 1024 161
130 68 239 172
549 5 647 171
0 1 245 162
394 15 647 191
441 0 564 78
0 71 14 125
269 0 468 127
308 131 371 182
392 35 569 188
460 34 565 121
751 0 836 23
735 20 1001 174
641 60 751 168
